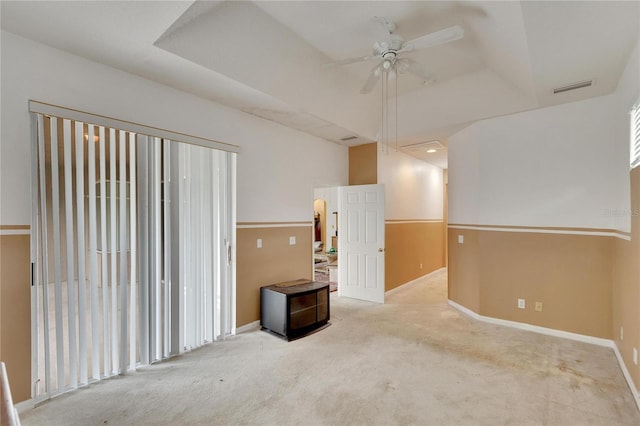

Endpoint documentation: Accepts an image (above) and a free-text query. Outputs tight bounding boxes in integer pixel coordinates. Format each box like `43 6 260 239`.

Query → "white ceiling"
2 1 638 169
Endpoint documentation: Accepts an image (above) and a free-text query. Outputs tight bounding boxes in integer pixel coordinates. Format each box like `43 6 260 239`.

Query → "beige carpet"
21 268 640 425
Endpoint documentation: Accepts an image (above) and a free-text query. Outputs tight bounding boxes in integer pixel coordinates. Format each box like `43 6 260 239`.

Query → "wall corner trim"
613 344 640 413
236 320 260 334
447 299 640 414
385 267 447 297
447 299 481 320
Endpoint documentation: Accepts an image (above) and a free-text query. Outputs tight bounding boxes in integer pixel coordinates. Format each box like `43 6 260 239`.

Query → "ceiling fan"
324 17 464 94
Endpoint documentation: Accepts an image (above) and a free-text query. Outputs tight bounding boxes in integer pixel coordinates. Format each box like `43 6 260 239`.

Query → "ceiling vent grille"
402 140 445 152
553 80 592 94
340 135 358 141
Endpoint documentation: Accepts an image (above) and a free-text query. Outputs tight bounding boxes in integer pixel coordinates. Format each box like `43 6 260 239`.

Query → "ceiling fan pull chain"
395 75 398 153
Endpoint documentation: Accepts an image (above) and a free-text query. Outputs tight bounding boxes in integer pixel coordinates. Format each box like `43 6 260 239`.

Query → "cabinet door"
316 288 328 322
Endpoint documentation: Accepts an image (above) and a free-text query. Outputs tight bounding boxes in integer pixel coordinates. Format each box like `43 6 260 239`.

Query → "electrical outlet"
257 238 262 249
458 235 464 244
289 236 296 245
634 348 638 365
517 298 525 309
620 326 624 341
535 302 543 312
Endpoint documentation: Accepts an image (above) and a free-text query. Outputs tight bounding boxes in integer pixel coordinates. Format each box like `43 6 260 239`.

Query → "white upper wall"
378 147 443 221
0 31 348 225
612 38 640 231
448 39 639 232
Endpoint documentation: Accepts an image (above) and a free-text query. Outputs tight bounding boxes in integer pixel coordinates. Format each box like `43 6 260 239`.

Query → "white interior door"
338 184 385 303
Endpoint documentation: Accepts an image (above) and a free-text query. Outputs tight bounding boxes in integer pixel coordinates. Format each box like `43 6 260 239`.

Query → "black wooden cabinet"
260 280 330 340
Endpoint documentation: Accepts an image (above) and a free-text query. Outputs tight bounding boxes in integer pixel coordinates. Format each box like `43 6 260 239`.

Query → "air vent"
402 140 445 152
553 80 592 94
340 135 358 141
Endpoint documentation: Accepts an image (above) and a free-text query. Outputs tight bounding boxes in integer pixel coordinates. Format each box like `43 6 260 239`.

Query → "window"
631 101 640 169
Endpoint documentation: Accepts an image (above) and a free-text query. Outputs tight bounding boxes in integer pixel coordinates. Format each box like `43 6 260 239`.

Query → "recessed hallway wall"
350 143 446 291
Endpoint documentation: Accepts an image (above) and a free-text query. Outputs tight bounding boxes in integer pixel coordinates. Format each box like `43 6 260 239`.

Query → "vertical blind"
631 101 640 169
31 110 235 399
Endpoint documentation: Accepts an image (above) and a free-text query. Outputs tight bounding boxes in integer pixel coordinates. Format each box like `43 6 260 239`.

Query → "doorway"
313 184 386 303
313 190 338 292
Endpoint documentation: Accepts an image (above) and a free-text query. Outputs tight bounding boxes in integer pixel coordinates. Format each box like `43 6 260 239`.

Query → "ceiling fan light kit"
324 19 464 94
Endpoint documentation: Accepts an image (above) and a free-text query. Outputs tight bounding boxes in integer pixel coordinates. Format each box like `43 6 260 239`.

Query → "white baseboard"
385 267 447 297
447 299 612 347
447 299 481 320
612 344 640 413
448 299 640 413
236 320 260 334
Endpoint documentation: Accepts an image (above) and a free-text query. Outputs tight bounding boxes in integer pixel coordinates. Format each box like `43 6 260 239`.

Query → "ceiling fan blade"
360 63 382 94
398 58 435 84
399 25 464 53
322 54 381 69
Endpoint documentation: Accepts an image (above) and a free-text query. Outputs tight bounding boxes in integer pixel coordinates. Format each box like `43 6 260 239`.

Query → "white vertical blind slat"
129 132 137 369
631 104 640 169
137 137 150 365
118 130 129 372
109 128 119 375
37 115 52 394
178 143 186 353
153 140 162 359
203 151 212 342
99 126 110 376
220 152 230 339
74 121 88 385
163 139 171 359
212 150 221 340
62 119 78 388
193 152 201 345
49 117 66 390
180 144 190 350
87 124 101 381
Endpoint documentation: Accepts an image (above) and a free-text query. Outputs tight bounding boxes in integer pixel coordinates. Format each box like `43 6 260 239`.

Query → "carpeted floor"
20 268 640 425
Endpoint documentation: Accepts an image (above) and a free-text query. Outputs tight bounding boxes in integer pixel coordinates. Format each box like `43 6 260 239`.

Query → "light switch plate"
289 236 296 245
458 235 464 244
257 239 262 249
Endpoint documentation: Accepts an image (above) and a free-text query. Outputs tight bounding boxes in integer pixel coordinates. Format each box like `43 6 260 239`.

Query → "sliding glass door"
30 104 236 399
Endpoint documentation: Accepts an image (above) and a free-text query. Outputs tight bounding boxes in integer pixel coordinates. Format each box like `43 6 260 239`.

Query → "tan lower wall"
236 225 312 327
613 238 640 388
447 229 480 312
0 233 31 403
385 221 444 291
349 143 377 186
449 228 613 339
612 166 640 390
